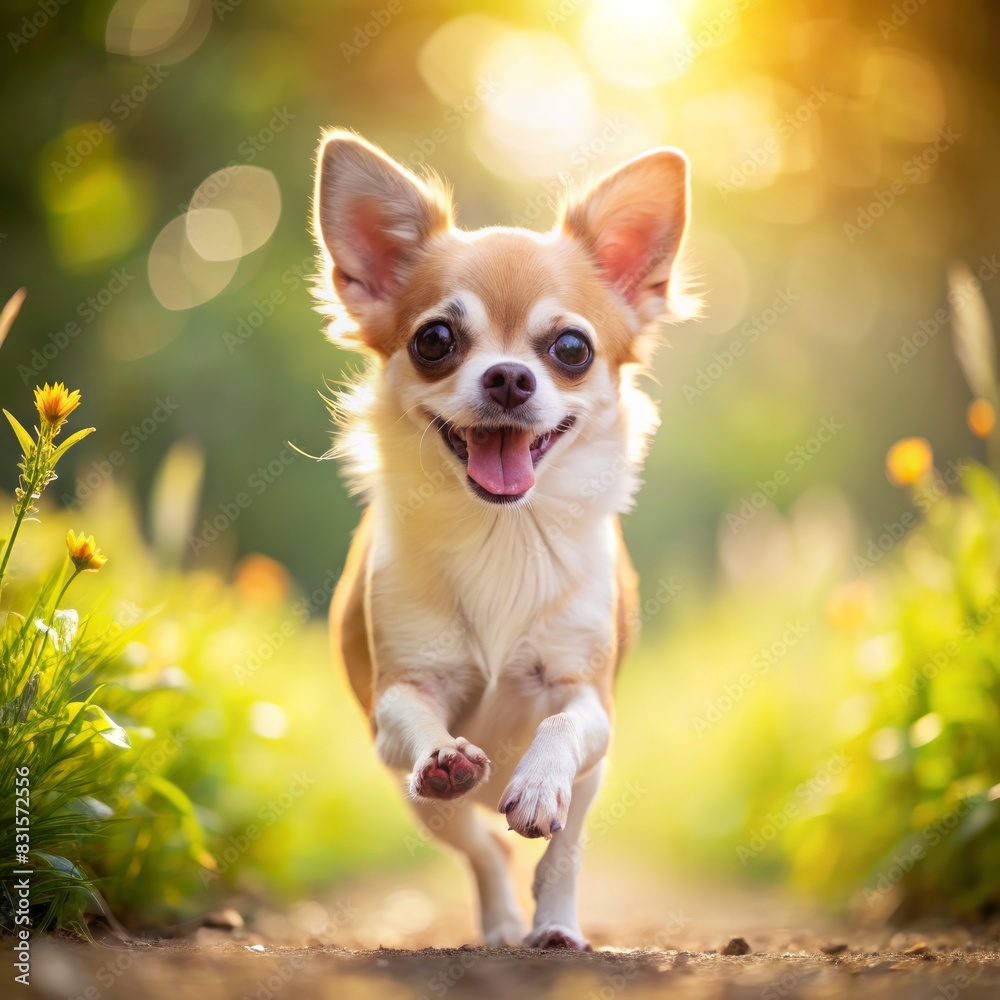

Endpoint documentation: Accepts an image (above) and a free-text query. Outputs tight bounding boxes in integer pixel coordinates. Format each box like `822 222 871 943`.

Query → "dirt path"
15 936 1000 1000
11 861 1000 998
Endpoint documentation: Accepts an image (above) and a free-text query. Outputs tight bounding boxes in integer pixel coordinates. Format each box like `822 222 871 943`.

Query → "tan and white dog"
313 131 691 950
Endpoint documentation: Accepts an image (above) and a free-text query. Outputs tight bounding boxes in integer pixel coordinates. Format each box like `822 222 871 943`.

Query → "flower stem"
0 470 40 591
52 566 81 614
0 500 30 588
0 425 52 592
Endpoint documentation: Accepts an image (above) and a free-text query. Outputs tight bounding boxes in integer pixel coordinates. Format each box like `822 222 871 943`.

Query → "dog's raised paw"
409 738 490 800
497 774 570 839
525 925 591 951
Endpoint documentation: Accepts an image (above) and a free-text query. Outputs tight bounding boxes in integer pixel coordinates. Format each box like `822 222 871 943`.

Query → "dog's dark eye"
550 329 592 369
412 322 455 363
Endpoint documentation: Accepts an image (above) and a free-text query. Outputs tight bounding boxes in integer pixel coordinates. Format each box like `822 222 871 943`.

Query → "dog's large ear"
560 148 689 324
313 130 452 350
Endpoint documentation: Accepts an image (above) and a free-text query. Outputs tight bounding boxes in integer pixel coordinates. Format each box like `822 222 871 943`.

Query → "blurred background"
3 0 1000 938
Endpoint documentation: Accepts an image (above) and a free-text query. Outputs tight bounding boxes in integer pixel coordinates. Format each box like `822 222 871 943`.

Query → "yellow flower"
885 437 933 487
967 398 996 439
34 383 81 430
826 579 873 632
66 530 107 572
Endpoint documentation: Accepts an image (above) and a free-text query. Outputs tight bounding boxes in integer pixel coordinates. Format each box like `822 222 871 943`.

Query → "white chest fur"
369 493 618 683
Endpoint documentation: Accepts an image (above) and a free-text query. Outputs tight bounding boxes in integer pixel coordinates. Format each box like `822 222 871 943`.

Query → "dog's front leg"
374 680 490 800
496 684 609 950
497 683 609 839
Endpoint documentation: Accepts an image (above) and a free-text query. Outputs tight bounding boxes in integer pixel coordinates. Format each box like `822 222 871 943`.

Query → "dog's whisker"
390 402 427 428
415 415 441 480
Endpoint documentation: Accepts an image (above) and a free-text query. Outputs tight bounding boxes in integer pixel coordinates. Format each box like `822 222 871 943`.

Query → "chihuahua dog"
313 130 690 949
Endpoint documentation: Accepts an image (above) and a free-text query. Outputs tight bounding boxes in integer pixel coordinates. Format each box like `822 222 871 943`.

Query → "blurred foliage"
2 0 1000 932
2 0 1000 597
0 371 211 934
804 464 1000 921
607 460 1000 923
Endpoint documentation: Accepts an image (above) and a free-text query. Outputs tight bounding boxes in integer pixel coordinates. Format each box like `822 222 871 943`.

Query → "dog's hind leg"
525 763 602 950
412 799 526 947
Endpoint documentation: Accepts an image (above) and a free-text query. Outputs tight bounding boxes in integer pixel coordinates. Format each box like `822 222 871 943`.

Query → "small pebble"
202 908 244 931
721 937 751 956
820 943 848 955
858 960 901 975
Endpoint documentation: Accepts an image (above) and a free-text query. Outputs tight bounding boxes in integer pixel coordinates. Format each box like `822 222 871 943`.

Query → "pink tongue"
466 427 536 496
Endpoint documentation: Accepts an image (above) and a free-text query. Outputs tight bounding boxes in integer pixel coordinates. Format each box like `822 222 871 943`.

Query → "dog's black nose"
482 363 536 410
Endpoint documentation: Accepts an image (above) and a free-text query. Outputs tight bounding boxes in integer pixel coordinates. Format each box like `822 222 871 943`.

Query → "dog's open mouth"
435 416 576 503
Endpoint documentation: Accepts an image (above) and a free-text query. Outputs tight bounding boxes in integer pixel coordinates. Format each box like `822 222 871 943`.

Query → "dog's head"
312 130 690 507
